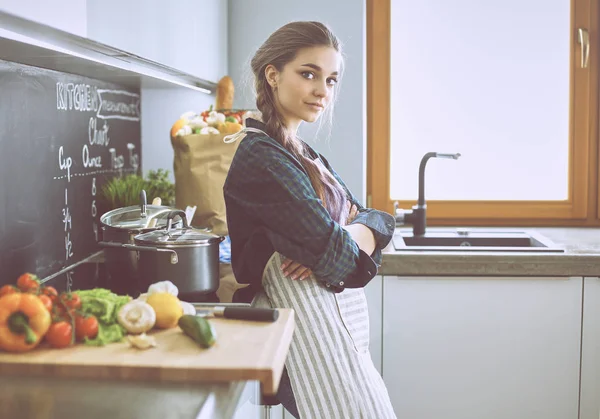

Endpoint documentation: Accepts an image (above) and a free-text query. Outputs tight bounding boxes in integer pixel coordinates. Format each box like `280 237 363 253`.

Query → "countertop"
0 303 292 419
379 227 600 277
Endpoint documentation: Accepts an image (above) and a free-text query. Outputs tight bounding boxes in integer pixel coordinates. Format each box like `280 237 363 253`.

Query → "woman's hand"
346 201 359 225
281 258 312 280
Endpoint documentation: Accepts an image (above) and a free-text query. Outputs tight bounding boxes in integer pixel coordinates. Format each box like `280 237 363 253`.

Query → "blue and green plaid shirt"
223 119 395 296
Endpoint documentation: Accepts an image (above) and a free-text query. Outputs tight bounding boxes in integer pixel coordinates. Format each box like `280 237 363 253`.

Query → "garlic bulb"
180 301 196 316
118 300 156 334
188 116 208 129
176 125 192 136
206 110 226 126
148 280 179 297
127 333 157 350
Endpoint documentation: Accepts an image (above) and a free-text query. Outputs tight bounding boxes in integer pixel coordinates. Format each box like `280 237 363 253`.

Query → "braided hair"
250 21 348 224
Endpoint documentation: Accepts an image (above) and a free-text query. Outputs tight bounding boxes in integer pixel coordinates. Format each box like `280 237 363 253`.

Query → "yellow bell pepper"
0 293 51 352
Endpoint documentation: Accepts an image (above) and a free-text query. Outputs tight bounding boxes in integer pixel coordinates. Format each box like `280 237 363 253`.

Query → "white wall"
0 0 87 36
227 0 367 202
140 87 215 178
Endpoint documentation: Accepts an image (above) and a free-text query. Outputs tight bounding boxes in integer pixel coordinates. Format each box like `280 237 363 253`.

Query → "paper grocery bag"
216 262 249 303
171 132 241 236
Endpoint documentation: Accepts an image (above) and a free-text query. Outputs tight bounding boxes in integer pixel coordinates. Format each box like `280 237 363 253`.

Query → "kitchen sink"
393 229 565 253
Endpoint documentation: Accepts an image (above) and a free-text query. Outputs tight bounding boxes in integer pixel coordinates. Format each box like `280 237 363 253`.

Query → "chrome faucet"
394 152 461 236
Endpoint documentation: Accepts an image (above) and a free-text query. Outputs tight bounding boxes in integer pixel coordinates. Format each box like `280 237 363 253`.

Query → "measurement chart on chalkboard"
0 59 142 287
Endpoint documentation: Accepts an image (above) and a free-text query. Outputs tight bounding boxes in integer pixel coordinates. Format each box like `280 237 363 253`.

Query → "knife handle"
222 307 279 322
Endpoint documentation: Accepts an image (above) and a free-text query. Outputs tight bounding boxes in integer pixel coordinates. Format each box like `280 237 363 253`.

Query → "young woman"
223 21 397 419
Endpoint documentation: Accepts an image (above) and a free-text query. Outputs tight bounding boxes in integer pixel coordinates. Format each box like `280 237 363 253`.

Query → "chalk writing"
58 146 73 183
89 117 110 146
108 147 125 171
91 177 97 218
127 143 139 172
56 83 99 112
62 189 73 260
96 89 140 121
82 144 102 168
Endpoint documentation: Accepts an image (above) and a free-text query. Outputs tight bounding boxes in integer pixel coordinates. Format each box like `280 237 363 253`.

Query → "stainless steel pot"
98 190 183 295
134 211 224 299
100 210 224 300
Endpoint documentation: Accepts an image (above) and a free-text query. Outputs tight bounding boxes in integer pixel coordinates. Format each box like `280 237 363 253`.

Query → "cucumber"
178 315 217 348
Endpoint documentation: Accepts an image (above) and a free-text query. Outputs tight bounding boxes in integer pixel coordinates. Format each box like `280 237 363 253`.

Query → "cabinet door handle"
578 28 590 68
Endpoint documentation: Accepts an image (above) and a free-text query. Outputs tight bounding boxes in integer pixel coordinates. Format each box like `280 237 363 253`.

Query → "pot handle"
98 241 179 264
166 210 189 231
140 190 147 218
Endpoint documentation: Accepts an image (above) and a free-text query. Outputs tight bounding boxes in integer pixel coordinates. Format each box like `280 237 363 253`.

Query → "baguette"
215 76 234 110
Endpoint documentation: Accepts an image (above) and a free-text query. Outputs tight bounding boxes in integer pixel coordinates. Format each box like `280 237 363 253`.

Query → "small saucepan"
98 190 184 295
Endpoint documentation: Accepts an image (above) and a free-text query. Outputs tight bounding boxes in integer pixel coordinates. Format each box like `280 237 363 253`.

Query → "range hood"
0 9 217 94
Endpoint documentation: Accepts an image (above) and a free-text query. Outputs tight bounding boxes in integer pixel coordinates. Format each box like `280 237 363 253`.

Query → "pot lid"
135 227 223 246
100 205 180 231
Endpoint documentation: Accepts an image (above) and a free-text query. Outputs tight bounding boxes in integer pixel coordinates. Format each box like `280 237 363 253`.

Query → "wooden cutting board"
0 309 294 395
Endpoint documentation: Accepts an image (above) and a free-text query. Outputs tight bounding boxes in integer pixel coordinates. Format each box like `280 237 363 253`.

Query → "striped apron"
255 251 397 419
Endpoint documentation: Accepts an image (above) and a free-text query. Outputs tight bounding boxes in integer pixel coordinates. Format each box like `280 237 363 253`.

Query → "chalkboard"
0 59 141 288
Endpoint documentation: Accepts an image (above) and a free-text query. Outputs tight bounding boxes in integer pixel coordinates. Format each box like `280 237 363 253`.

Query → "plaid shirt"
223 119 395 295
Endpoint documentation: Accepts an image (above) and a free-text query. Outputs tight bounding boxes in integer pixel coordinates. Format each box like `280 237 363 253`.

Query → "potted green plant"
98 169 175 213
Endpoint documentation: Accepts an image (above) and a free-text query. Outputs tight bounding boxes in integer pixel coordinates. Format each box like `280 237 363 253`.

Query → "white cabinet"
265 404 294 419
382 276 582 419
87 0 227 81
580 277 600 419
365 275 384 374
232 380 261 419
0 0 87 36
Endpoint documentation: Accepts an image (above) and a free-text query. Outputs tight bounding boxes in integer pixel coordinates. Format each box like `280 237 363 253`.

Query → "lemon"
146 292 183 329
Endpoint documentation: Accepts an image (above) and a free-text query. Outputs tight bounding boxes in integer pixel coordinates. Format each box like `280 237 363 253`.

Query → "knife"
195 306 279 323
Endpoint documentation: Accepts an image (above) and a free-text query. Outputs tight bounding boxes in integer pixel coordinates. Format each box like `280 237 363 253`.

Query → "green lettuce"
76 288 131 346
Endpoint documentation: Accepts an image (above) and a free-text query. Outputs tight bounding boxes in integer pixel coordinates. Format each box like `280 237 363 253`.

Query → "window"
367 0 599 226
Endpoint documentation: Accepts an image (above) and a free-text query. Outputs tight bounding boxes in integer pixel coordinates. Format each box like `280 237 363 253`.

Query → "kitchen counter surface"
0 303 293 419
380 227 600 277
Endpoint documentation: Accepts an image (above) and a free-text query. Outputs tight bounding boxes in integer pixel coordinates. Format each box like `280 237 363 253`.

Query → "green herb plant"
98 169 176 211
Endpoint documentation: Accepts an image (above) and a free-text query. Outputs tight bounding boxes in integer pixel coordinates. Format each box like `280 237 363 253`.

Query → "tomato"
0 284 19 298
38 295 53 312
45 321 73 348
59 292 81 310
75 315 99 341
53 303 75 321
16 273 39 293
42 286 58 302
